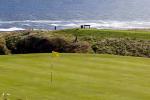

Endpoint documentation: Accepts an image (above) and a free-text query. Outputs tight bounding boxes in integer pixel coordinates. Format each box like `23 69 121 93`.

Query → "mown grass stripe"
0 53 150 100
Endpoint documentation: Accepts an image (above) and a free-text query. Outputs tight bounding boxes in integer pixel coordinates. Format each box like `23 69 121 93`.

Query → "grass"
0 53 150 100
1 28 150 42
54 29 150 40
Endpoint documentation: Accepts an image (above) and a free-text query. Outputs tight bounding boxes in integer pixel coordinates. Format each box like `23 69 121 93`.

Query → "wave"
0 20 63 24
1 20 150 30
0 27 25 32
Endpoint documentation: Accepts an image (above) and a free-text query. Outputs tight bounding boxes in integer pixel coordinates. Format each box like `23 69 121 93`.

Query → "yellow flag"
52 51 60 57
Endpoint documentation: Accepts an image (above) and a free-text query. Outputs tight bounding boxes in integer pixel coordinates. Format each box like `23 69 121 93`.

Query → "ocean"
1 0 150 31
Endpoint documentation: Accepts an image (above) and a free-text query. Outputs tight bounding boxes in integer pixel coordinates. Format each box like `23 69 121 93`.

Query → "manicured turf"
0 54 150 100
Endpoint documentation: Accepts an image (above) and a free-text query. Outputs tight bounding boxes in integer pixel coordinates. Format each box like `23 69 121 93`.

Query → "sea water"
0 0 150 31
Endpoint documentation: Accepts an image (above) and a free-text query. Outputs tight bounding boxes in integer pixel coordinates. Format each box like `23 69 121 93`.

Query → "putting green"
0 54 150 100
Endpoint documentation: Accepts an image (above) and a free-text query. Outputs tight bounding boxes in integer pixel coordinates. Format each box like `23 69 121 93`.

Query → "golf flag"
52 51 60 57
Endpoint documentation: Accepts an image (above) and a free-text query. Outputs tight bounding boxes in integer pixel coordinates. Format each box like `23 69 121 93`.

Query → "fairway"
0 54 150 100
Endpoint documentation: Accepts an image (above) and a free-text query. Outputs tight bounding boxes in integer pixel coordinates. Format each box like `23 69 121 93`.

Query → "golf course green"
0 53 150 100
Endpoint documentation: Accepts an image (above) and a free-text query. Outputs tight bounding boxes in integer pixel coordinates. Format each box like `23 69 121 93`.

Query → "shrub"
92 38 150 57
0 38 10 55
5 34 23 53
12 36 91 54
13 36 66 53
66 41 91 53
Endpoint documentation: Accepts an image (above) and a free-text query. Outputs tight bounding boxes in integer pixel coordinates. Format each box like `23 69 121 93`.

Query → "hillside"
0 29 150 57
56 29 150 40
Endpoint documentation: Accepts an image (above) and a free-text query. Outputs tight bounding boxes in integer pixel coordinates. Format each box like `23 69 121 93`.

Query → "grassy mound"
0 29 150 57
0 54 150 100
58 29 150 40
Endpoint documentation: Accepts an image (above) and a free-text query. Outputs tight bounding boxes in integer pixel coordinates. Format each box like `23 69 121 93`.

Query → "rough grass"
56 29 150 40
0 53 150 100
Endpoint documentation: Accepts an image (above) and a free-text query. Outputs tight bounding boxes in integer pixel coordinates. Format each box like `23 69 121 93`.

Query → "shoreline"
1 27 150 32
1 20 150 32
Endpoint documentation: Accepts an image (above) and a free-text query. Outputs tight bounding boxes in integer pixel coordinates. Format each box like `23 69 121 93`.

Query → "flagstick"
51 63 53 84
50 51 60 86
51 72 53 84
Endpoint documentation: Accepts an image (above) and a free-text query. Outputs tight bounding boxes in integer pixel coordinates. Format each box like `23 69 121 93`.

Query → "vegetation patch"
0 37 10 55
7 35 91 54
0 29 150 57
92 38 150 57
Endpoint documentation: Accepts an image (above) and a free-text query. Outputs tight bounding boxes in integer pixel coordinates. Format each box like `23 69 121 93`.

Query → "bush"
92 38 150 57
13 36 66 53
0 38 10 55
66 41 91 53
5 34 23 53
12 36 91 54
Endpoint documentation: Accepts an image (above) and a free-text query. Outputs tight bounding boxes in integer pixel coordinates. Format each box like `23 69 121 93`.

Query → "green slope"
55 29 150 40
0 54 150 100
